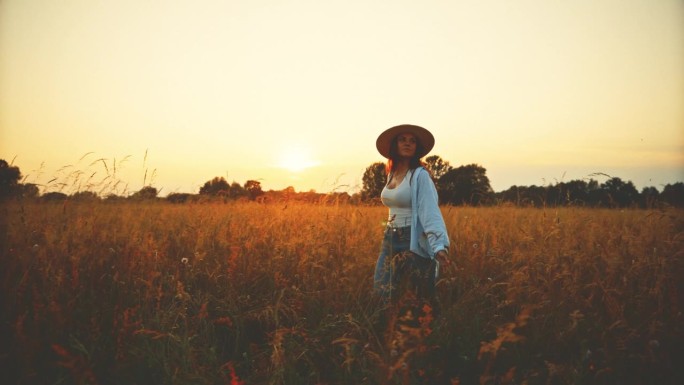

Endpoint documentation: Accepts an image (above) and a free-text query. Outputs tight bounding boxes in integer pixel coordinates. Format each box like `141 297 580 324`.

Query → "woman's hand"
436 250 450 266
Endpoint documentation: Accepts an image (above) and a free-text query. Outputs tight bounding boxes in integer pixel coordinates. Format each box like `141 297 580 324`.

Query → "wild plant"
0 201 681 384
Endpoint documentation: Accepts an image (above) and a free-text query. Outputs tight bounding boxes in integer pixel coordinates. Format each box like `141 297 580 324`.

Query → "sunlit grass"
1 201 682 384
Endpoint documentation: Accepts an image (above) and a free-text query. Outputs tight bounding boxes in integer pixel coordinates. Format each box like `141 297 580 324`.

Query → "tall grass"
0 201 682 384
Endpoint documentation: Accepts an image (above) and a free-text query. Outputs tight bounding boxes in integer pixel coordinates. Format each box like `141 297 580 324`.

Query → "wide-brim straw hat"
376 124 435 159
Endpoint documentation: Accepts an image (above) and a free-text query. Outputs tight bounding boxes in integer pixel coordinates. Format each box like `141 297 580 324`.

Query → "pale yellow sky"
1 0 683 196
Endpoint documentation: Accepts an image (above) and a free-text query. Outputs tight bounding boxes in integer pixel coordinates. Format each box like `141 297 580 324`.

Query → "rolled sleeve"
415 170 450 256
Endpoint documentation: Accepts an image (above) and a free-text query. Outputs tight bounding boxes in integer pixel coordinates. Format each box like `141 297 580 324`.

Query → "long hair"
386 135 427 176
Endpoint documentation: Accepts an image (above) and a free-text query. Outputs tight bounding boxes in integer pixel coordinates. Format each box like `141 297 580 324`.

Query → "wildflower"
220 361 244 385
181 257 189 264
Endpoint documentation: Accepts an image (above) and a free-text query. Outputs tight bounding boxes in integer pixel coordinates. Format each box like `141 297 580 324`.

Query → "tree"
551 180 593 206
71 191 100 201
600 177 639 207
199 177 230 196
244 180 263 200
228 181 247 199
104 193 125 202
16 183 39 199
497 185 523 206
360 162 387 202
424 155 453 181
42 192 68 201
438 164 493 205
640 186 660 208
497 185 547 207
661 182 684 207
0 159 21 198
131 186 158 200
497 185 546 207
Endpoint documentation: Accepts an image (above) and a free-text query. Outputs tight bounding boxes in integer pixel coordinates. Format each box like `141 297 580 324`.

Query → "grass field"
1 201 682 385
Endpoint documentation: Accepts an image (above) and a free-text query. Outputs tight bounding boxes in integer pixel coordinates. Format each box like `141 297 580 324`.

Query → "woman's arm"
415 169 450 256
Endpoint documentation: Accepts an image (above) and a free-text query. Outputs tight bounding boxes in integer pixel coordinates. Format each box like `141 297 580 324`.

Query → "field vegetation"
1 200 682 384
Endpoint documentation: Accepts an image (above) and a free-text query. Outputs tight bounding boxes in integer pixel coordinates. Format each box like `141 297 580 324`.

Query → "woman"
373 124 451 303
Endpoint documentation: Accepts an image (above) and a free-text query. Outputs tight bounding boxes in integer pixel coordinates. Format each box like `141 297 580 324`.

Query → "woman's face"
395 133 417 159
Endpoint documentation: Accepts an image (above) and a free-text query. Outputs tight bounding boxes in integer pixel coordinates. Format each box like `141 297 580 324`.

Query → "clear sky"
1 0 682 196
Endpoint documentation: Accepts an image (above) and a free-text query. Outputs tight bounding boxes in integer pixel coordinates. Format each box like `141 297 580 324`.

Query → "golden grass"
1 201 682 384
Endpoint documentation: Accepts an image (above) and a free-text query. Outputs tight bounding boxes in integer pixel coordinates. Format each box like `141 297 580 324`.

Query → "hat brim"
376 124 435 159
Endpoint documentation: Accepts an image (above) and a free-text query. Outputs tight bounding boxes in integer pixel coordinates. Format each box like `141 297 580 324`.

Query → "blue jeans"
374 226 436 302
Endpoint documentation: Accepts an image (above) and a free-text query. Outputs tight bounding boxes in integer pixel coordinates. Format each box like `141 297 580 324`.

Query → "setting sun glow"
277 147 319 173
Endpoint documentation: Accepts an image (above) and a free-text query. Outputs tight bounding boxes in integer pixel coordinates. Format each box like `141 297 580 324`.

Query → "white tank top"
380 169 413 227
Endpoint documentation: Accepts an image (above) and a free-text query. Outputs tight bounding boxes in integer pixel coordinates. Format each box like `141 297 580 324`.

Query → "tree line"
359 155 684 208
0 159 345 204
2 158 682 208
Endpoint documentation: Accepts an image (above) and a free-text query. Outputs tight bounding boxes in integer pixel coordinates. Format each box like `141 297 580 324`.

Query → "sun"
277 146 319 173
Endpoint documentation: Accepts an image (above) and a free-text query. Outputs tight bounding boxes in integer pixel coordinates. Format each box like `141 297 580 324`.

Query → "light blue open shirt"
407 167 450 259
